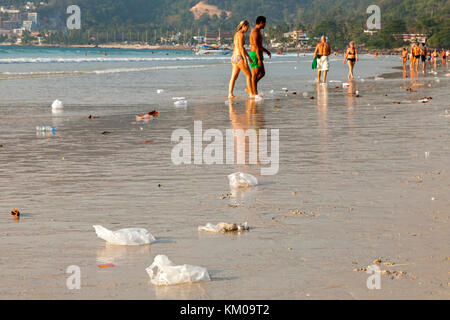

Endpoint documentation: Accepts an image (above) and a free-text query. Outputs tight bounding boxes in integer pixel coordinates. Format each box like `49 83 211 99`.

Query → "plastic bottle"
36 126 55 132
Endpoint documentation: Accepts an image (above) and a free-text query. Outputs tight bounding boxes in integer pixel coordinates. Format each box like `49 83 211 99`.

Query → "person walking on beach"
432 49 438 69
344 41 358 80
411 43 421 71
420 43 428 72
314 36 331 83
441 49 447 66
401 48 409 70
228 20 254 99
249 16 271 96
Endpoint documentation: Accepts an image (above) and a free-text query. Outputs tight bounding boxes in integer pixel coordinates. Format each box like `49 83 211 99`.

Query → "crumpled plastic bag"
146 255 211 286
52 99 64 109
228 172 258 189
93 225 156 246
198 222 249 233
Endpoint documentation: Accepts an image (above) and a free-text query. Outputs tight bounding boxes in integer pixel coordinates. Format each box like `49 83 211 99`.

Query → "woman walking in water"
228 20 254 98
344 41 358 80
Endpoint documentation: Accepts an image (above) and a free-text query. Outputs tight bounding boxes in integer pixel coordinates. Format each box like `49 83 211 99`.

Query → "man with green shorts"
249 16 271 96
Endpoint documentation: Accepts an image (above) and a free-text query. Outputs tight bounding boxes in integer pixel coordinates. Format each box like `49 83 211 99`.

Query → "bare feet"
228 94 236 99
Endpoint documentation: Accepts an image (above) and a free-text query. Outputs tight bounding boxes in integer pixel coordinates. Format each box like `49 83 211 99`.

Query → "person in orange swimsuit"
401 48 408 70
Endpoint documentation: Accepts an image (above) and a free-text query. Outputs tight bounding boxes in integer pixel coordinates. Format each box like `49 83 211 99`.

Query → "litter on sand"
157 89 164 94
228 172 258 189
10 208 20 217
98 264 115 268
93 225 156 246
51 99 64 109
172 97 186 100
198 222 249 233
174 100 187 106
419 97 433 103
146 255 211 286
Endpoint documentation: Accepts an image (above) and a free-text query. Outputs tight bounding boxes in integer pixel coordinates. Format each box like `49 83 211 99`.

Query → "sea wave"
0 56 233 64
1 64 210 76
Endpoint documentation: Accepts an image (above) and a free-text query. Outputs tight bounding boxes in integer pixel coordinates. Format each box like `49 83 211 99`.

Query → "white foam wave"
0 56 231 64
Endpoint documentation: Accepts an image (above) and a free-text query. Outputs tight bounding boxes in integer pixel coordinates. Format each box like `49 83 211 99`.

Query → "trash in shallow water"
10 208 20 217
51 99 64 110
419 97 433 103
146 255 211 286
228 172 258 189
93 225 156 246
174 100 187 106
198 222 249 233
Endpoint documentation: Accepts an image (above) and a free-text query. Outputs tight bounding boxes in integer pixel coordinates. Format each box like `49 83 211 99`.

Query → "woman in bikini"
344 41 358 80
228 20 254 99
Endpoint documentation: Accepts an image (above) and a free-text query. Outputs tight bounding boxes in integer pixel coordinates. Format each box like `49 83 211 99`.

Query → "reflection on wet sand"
153 282 209 300
345 81 357 130
316 83 328 138
228 98 265 168
96 243 151 265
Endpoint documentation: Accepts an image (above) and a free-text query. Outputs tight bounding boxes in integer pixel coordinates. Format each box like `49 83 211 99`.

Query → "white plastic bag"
146 255 211 286
93 225 156 246
174 100 187 106
51 99 64 109
198 222 249 233
228 172 258 189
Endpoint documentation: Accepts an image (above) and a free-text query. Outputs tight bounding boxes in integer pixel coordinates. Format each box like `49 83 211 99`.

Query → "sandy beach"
0 49 449 299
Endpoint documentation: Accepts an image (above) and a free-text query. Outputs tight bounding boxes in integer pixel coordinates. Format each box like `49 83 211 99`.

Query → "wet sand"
0 59 449 299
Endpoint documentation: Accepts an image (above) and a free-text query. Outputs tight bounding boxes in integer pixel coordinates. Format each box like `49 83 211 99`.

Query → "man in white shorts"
314 36 331 83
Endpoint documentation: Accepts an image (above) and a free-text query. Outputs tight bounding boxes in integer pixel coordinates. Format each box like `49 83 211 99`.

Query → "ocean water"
0 46 449 299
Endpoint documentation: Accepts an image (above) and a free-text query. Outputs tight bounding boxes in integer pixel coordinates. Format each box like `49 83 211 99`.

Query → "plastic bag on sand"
52 99 64 109
198 222 249 233
146 255 211 286
93 225 156 246
174 100 187 106
228 172 258 189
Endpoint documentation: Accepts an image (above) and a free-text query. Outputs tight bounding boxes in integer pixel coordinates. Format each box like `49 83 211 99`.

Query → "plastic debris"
228 172 258 189
93 225 156 246
198 222 249 233
419 97 433 103
172 97 186 100
98 264 115 268
51 99 64 109
174 100 187 106
157 89 164 94
10 208 20 217
146 255 211 286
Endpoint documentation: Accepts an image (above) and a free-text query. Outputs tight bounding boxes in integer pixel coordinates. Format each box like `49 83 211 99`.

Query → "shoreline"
0 43 408 55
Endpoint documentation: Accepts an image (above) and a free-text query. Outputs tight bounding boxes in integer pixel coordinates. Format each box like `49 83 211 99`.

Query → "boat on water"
195 44 231 55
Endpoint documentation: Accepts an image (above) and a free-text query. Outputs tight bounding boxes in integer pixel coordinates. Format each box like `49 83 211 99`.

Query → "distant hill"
1 0 448 47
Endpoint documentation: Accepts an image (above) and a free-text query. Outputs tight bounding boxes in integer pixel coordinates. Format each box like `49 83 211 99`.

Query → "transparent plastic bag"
52 99 64 109
146 255 211 286
93 225 156 246
198 222 249 233
228 172 258 189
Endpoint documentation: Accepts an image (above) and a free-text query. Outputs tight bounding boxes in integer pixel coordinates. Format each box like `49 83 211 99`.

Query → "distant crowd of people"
228 16 448 98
